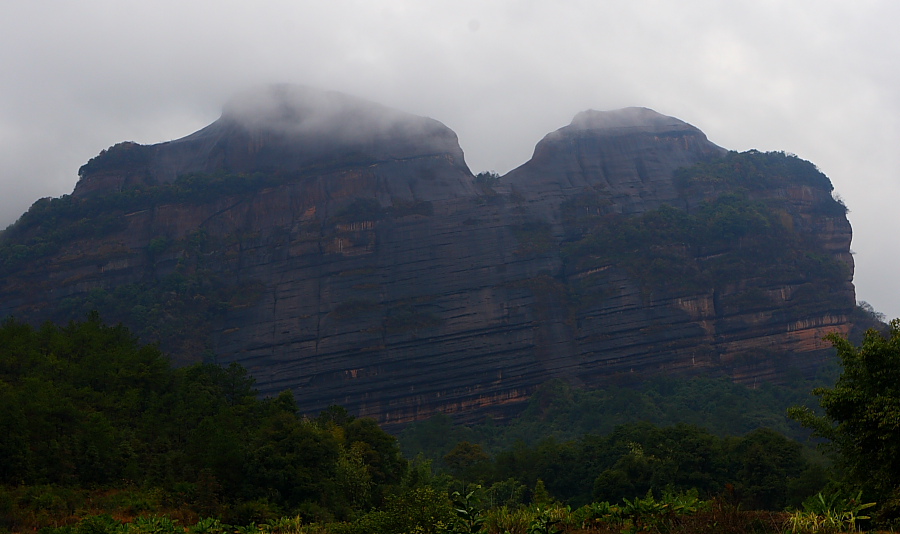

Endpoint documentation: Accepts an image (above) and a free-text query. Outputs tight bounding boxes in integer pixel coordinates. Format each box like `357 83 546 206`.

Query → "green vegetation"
57 273 260 361
3 314 899 533
0 171 286 275
473 171 502 202
417 422 823 511
0 315 407 530
790 320 900 525
77 142 152 177
674 150 839 202
785 490 875 533
562 196 845 296
474 172 500 188
560 151 850 306
49 221 265 359
399 375 833 458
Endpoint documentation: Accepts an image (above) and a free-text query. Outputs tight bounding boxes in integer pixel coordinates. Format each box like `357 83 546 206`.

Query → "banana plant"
261 515 304 534
123 516 181 534
451 486 486 534
526 507 563 534
786 490 876 533
187 517 229 534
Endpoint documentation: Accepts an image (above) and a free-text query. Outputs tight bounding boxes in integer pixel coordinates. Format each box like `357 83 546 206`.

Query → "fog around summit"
1 1 899 318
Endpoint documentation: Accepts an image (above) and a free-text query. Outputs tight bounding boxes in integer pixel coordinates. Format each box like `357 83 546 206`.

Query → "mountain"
72 85 474 202
502 106 726 217
0 85 857 426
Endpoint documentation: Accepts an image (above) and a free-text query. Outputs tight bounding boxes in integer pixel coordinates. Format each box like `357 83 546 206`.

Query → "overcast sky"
2 1 899 318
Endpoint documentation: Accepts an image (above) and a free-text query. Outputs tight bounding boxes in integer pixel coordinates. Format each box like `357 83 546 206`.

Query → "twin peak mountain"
1 84 859 426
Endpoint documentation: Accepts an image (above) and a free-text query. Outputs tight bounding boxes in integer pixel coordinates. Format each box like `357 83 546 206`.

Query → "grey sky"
2 1 899 318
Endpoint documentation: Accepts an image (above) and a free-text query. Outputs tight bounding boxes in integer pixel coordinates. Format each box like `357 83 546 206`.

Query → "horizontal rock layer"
0 89 856 426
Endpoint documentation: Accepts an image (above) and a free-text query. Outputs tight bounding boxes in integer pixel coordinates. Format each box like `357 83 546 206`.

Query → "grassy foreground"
4 483 876 534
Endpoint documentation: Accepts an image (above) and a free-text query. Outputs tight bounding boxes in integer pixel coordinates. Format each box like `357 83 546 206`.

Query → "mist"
2 1 899 317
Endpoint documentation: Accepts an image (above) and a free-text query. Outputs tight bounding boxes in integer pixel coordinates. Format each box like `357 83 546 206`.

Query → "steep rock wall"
0 88 856 426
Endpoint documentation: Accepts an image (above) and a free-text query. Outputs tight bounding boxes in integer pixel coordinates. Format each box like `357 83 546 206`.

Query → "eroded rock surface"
502 107 727 219
0 86 857 426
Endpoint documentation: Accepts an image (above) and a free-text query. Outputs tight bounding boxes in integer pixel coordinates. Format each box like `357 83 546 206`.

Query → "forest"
1 314 898 533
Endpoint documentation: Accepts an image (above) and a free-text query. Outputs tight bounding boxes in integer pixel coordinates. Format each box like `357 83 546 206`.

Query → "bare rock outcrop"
502 107 726 219
0 86 857 426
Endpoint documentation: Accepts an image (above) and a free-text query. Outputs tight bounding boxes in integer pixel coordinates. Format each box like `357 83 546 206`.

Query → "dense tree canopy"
0 313 848 532
0 314 406 521
483 422 823 510
790 320 900 516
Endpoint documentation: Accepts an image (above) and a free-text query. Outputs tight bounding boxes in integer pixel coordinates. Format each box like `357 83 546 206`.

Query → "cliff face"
0 86 856 425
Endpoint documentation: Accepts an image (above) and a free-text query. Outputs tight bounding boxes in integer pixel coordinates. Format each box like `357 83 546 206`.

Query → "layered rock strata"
0 86 856 425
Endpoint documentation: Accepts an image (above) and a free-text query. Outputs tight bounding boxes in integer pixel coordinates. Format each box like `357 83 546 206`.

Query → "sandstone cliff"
502 107 727 218
0 86 856 425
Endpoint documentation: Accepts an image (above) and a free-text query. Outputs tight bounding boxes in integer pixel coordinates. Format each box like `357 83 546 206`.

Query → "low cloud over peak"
568 107 700 134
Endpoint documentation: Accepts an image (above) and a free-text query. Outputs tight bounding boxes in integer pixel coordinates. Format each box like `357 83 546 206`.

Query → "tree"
726 428 807 510
789 320 900 508
244 411 340 505
443 441 490 484
345 417 407 488
474 171 500 187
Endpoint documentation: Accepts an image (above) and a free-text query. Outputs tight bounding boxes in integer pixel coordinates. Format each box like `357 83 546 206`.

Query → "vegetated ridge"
0 84 861 426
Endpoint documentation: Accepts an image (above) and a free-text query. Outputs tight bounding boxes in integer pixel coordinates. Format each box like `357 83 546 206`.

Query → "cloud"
1 0 899 317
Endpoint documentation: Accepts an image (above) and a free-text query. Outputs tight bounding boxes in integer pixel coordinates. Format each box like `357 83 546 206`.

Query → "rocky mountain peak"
74 84 471 199
1 90 858 427
531 106 720 157
505 107 725 217
567 106 702 134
